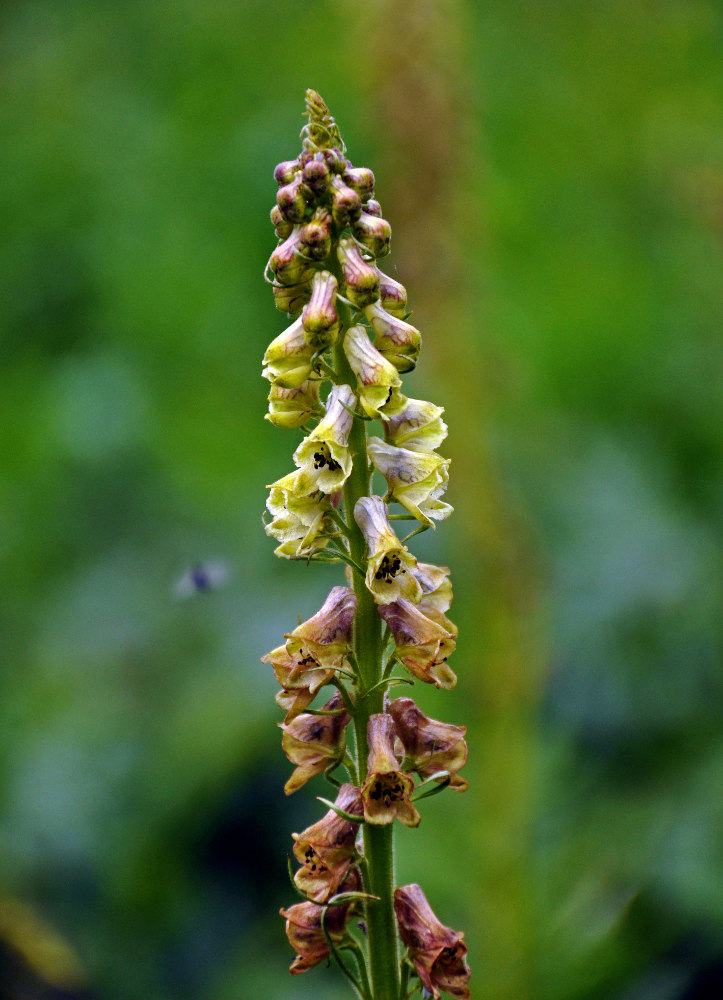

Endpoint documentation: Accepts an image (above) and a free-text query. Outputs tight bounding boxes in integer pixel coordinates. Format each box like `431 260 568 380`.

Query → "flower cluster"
260 91 470 999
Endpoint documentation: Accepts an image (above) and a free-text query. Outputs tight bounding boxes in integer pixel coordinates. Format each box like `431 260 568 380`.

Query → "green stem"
333 304 400 1000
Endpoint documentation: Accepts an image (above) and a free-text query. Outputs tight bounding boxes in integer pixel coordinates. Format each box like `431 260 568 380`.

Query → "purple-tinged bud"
323 146 347 174
284 585 358 670
364 198 383 217
378 597 457 689
267 230 316 287
337 237 380 309
302 155 331 196
274 159 300 186
281 693 350 795
353 211 392 258
277 174 310 224
376 269 408 317
353 495 422 604
273 280 311 318
394 885 471 999
280 869 361 974
302 270 340 350
297 207 333 262
364 301 421 372
329 175 362 228
262 317 316 388
342 166 375 200
389 697 468 792
292 783 362 900
266 380 322 429
270 204 294 239
343 325 401 419
362 714 420 827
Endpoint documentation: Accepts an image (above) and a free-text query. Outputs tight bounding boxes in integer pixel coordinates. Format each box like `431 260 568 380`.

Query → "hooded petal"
353 496 422 605
344 325 402 419
293 385 356 494
301 270 340 351
378 598 457 688
361 715 420 827
266 380 322 428
394 884 470 999
383 396 448 451
367 437 452 526
364 301 421 373
265 471 331 559
413 561 453 615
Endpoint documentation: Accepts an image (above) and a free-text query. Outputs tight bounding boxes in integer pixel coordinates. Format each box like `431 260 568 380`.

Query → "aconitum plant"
261 91 471 1000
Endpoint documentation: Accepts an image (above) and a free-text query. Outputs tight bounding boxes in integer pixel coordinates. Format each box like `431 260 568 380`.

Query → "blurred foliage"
2 1 722 998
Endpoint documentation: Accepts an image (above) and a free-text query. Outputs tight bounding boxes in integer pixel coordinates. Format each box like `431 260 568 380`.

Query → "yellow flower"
378 598 457 688
353 496 422 605
361 714 420 827
367 437 452 525
265 380 322 429
293 385 356 494
262 317 318 388
265 470 331 559
343 325 402 419
363 300 420 372
383 396 448 451
301 270 339 351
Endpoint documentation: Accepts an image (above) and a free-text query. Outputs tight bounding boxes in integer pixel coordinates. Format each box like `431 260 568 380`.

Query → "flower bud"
276 174 310 224
378 597 457 688
265 471 331 561
292 783 362 900
343 324 401 418
284 585 357 670
280 870 360 974
270 203 294 239
265 380 321 429
262 317 317 388
388 697 468 791
342 166 375 200
293 385 355 494
394 884 471 999
353 496 422 605
367 437 452 525
383 396 448 451
364 301 420 372
274 158 300 186
353 211 392 258
273 280 311 317
376 269 408 317
329 174 362 228
297 207 333 262
302 155 331 196
323 146 347 174
361 714 420 827
302 270 339 351
267 230 316 287
364 198 383 217
281 693 350 795
337 237 380 309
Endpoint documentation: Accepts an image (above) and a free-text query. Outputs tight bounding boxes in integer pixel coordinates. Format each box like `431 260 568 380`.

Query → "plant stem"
333 311 400 1000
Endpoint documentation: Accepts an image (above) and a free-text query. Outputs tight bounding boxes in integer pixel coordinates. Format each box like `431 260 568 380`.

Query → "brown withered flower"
292 783 363 903
378 597 457 689
388 697 468 792
281 870 361 975
394 884 471 999
281 692 350 795
261 642 333 723
284 586 357 670
361 714 420 828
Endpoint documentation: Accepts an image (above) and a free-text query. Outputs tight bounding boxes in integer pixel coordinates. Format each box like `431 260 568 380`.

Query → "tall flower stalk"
262 91 470 1000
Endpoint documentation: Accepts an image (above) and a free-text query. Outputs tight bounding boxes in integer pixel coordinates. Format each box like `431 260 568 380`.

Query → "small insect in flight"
172 560 231 600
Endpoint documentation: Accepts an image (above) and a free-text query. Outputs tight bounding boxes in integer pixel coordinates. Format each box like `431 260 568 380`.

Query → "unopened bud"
266 380 322 428
364 301 420 372
302 271 340 350
274 159 300 186
342 166 375 200
329 175 362 228
376 269 408 317
273 280 311 317
270 204 294 239
277 174 310 224
297 207 333 262
323 146 347 174
337 237 380 309
268 230 316 287
343 324 401 419
353 211 392 258
302 155 331 196
364 198 383 217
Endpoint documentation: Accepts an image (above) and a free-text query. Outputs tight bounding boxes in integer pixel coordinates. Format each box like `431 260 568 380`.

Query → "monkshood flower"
344 324 402 419
262 316 318 388
413 561 453 615
376 269 408 317
361 714 420 827
378 598 457 689
281 692 350 795
284 585 358 670
267 228 317 286
367 437 452 525
265 380 321 429
261 642 333 723
293 384 355 494
393 884 471 999
388 697 468 791
281 871 361 975
364 300 421 373
292 783 363 902
302 270 340 351
353 496 423 605
383 396 448 452
265 471 331 559
337 236 380 309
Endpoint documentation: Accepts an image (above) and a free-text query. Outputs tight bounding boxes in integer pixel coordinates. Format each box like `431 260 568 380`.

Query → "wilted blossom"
266 380 321 429
281 870 361 974
383 396 448 452
344 324 402 419
292 783 363 902
293 384 356 494
284 586 357 670
281 692 350 795
261 642 333 723
378 598 457 689
367 437 452 526
364 300 421 373
265 470 331 559
388 697 468 791
361 714 420 827
262 316 318 388
353 496 423 605
394 884 471 999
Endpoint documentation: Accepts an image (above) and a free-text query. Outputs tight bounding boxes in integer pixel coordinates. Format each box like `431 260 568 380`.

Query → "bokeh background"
2 1 722 997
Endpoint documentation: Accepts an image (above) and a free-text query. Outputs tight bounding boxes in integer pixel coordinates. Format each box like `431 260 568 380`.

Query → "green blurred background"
2 1 722 997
